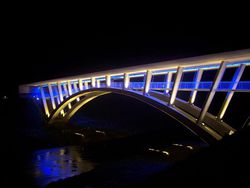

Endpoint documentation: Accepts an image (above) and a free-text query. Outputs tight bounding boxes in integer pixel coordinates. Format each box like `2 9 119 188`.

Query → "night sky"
2 19 250 96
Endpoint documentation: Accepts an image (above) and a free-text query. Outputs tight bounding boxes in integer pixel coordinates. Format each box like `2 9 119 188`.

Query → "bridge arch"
48 88 230 143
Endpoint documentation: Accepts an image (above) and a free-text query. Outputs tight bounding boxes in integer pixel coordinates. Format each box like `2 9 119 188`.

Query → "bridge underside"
48 88 235 143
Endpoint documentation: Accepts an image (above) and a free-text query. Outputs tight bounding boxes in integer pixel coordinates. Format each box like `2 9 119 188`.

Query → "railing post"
217 64 246 120
144 70 152 95
63 82 71 109
91 77 96 88
170 67 183 105
189 69 203 104
79 79 83 91
96 80 100 88
40 86 50 117
164 72 173 95
197 61 227 125
106 75 111 87
48 83 56 110
67 81 73 96
57 82 64 102
124 73 130 89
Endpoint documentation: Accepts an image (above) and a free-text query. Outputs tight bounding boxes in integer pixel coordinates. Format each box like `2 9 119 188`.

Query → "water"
24 143 203 187
27 146 97 187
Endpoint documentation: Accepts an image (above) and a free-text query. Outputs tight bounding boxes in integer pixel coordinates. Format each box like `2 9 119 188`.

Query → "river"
25 146 97 187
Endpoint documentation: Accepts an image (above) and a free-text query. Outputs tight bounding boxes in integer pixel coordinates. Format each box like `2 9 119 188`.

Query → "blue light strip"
227 61 250 68
111 75 124 80
32 81 250 98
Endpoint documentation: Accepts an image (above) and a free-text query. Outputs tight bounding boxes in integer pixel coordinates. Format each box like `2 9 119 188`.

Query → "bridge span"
19 49 250 143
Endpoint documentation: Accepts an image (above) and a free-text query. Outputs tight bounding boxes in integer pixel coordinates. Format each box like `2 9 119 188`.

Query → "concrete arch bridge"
19 49 250 143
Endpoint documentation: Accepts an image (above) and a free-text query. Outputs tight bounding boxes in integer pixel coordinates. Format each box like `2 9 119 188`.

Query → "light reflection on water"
30 146 97 187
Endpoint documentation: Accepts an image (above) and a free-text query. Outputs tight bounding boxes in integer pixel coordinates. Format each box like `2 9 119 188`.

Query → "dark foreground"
46 126 250 187
2 97 250 187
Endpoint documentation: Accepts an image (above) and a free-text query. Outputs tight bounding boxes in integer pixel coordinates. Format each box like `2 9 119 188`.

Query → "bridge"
19 49 250 143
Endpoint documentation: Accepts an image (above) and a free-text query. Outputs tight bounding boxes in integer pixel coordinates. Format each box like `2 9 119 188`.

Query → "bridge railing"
38 81 250 99
105 81 250 91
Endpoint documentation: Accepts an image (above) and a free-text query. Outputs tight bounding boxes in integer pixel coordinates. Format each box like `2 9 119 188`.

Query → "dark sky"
2 19 250 96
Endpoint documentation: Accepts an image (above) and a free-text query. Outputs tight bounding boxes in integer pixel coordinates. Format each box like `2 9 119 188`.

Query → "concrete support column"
170 67 183 105
164 72 173 95
67 81 72 96
124 73 130 89
79 79 83 91
197 61 227 125
40 86 50 117
189 69 203 104
218 64 246 120
48 83 56 110
106 75 111 87
91 77 96 88
144 70 152 95
57 82 64 102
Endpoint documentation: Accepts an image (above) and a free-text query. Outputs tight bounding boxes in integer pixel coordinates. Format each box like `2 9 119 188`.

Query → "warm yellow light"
186 146 193 150
190 91 197 104
124 73 130 89
60 110 65 116
91 77 96 87
106 75 111 87
162 151 170 155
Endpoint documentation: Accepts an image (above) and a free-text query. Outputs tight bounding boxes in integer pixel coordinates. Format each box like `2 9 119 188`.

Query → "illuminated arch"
48 88 233 143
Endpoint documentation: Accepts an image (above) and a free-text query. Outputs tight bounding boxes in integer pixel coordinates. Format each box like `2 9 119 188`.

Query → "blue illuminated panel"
31 81 250 98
